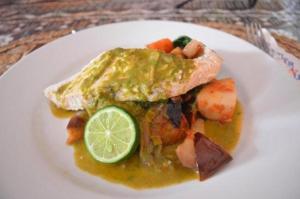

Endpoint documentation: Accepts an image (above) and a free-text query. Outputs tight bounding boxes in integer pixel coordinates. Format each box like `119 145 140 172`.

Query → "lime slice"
84 106 139 163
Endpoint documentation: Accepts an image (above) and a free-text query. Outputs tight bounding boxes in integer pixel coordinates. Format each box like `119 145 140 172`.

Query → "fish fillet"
44 47 222 111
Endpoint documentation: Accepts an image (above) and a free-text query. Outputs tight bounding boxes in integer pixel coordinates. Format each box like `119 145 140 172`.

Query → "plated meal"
44 36 243 189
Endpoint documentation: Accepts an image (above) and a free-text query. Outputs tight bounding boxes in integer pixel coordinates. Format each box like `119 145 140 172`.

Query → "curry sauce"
65 102 243 189
49 102 75 118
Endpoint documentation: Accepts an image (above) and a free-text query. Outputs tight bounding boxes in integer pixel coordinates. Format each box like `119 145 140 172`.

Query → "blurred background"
0 0 299 74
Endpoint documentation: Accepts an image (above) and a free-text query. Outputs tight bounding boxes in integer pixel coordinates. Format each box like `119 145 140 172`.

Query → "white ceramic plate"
1 21 300 199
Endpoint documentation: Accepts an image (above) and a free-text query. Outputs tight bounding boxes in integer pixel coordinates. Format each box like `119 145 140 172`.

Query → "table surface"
1 0 299 75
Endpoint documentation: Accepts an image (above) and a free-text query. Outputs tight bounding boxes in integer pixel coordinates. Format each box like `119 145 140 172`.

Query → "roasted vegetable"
139 110 156 167
167 99 182 128
66 114 87 144
170 47 184 58
173 36 192 48
181 86 202 127
146 38 174 53
151 105 187 145
190 118 205 133
182 39 204 59
194 133 232 181
175 132 197 169
139 104 188 168
175 119 204 169
196 78 237 122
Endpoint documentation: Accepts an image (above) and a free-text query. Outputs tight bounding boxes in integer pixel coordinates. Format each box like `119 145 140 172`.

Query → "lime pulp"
84 106 139 163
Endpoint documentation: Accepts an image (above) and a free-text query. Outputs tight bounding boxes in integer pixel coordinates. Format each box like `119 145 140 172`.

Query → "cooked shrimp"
196 78 237 122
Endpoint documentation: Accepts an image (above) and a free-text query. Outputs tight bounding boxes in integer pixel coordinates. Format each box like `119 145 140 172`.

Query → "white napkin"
262 29 300 80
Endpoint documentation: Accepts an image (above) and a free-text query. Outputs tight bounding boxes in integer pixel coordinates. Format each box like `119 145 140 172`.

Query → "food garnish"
84 106 139 163
146 38 174 53
167 98 182 128
182 39 205 58
173 36 192 48
170 47 184 58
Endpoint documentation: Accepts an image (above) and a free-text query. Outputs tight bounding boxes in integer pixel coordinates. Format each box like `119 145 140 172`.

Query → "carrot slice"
146 38 174 53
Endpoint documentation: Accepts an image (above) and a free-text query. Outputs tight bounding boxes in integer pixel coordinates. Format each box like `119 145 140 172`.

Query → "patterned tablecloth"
0 0 299 75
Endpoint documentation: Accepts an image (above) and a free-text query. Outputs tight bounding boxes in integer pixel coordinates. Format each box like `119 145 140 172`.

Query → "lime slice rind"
84 106 138 163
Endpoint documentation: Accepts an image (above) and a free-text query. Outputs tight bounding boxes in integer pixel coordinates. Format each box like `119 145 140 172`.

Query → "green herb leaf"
173 36 192 48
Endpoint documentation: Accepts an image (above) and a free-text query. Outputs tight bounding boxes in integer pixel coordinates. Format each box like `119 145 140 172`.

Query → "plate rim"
0 20 271 81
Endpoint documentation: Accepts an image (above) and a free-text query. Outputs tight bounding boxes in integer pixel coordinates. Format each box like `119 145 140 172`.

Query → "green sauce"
55 48 195 112
205 101 243 152
73 102 243 189
74 143 197 189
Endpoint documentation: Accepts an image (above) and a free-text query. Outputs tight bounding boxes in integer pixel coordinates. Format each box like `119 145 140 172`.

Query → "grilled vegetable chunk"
167 98 182 128
176 119 205 169
196 78 237 122
150 105 188 145
183 40 204 59
194 133 232 181
66 114 86 144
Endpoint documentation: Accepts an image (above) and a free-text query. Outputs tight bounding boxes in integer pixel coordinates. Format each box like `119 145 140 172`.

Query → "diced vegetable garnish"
175 119 205 169
196 78 237 122
170 47 184 58
182 39 204 58
181 86 202 127
150 105 187 145
167 98 182 128
139 105 187 167
194 133 232 181
173 36 192 48
190 118 205 133
66 114 86 144
84 106 139 163
146 38 174 53
176 132 197 169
